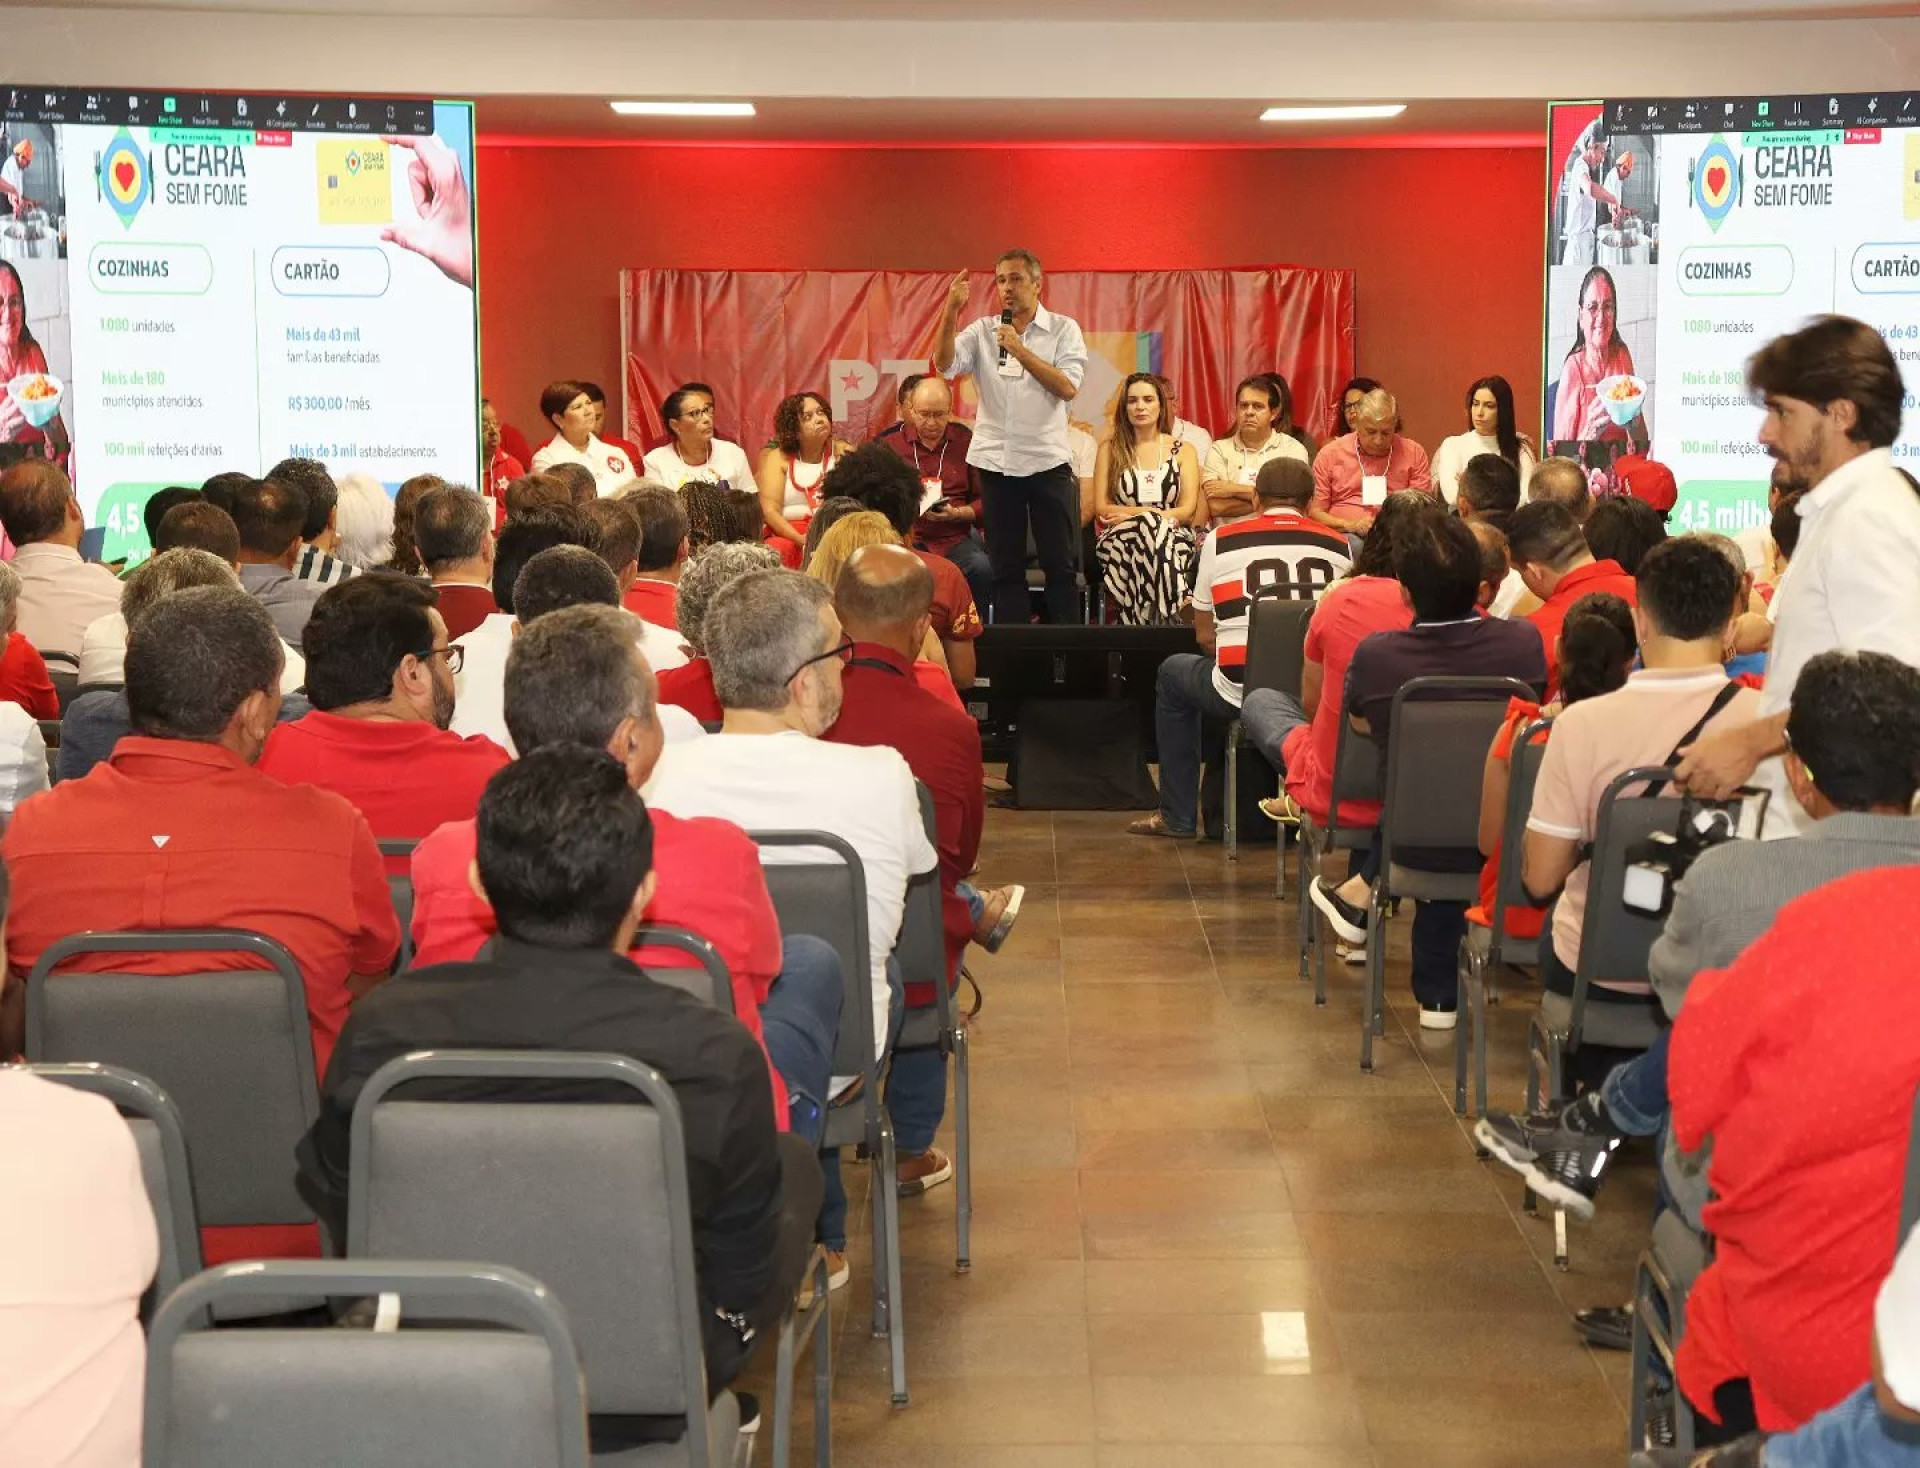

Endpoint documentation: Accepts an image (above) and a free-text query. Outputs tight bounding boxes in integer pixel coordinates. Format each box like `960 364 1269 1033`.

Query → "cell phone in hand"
79 526 106 562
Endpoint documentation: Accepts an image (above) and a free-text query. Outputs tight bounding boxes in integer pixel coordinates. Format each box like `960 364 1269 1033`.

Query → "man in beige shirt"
0 461 121 659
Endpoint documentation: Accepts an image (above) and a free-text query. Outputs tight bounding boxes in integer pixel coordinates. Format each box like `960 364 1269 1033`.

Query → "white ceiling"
6 0 1912 14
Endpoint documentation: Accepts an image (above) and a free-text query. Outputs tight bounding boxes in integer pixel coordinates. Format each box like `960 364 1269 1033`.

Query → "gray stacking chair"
1360 676 1535 1072
1456 718 1552 1119
1221 585 1314 865
633 924 736 1015
144 1259 590 1468
376 838 419 972
26 1061 202 1325
747 829 908 1406
893 782 971 1271
347 1050 750 1467
1292 717 1383 1005
24 930 320 1241
1630 1211 1710 1454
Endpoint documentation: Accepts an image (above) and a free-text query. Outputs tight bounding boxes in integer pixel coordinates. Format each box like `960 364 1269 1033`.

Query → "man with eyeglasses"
259 572 509 874
645 566 936 1298
876 374 990 616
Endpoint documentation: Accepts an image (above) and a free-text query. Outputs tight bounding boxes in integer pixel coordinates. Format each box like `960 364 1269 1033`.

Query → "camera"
1621 794 1764 918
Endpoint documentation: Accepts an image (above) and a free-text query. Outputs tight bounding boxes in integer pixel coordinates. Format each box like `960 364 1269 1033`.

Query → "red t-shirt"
657 658 721 723
1528 559 1637 702
912 549 983 645
409 809 788 1127
0 630 58 719
257 712 510 874
431 582 499 642
486 449 524 529
625 577 680 631
1466 698 1547 940
826 642 983 994
1280 576 1414 825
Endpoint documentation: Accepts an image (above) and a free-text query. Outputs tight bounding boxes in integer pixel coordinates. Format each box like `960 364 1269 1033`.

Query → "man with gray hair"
645 567 936 1292
408 600 846 1150
1 584 398 1067
657 540 782 723
1527 455 1595 524
1310 386 1433 534
0 558 58 720
934 247 1089 624
414 486 497 640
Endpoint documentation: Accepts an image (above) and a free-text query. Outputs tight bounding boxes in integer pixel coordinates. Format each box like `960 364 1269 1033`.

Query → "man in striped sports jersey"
1130 459 1352 837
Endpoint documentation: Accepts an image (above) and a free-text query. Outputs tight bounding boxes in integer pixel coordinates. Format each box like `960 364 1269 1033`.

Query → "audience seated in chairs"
825 542 1023 1193
267 456 357 589
0 559 57 718
58 550 312 784
645 567 937 1296
413 485 498 640
1527 454 1595 523
0 1024 157 1464
0 460 121 660
294 743 823 1406
332 473 398 572
1508 498 1640 700
409 600 842 1142
617 484 690 630
822 443 983 688
256 574 509 871
2 584 397 1087
233 475 328 645
1305 505 1547 1026
579 495 687 673
656 541 781 725
1132 458 1353 838
1517 537 1761 1088
806 512 962 708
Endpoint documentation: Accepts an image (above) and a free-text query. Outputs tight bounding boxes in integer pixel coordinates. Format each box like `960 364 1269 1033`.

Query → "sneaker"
734 1391 762 1437
972 884 1024 953
1520 1134 1621 1220
1475 1092 1621 1170
796 1249 850 1310
896 1146 954 1196
1572 1303 1634 1352
1418 1005 1457 1031
1334 942 1367 966
1309 878 1370 945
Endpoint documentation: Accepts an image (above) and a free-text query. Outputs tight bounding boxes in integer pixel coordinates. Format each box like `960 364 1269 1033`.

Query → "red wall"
476 142 1546 456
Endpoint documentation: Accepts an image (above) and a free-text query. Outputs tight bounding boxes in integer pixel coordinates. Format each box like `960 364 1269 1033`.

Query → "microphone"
997 306 1014 366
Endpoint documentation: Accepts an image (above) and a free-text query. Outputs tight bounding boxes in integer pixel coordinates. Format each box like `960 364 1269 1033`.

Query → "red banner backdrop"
619 266 1355 456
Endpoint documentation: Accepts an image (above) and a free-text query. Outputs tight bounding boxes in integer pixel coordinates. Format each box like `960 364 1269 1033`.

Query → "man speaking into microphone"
934 248 1088 624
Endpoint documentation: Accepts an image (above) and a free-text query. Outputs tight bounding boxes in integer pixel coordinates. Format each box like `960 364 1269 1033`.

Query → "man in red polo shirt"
656 541 781 723
824 544 1018 1195
257 574 509 873
1508 499 1638 700
1311 387 1434 534
415 486 498 640
408 603 843 1143
0 584 397 1079
876 374 991 619
619 485 688 630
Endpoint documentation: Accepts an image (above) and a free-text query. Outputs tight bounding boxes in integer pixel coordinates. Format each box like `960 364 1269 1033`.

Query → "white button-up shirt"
10 543 122 660
941 304 1088 478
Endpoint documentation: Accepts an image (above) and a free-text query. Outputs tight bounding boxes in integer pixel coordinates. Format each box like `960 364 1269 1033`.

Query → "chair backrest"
378 839 419 971
1380 677 1538 858
1240 586 1316 699
893 783 951 1031
27 1061 202 1324
1323 714 1384 829
35 716 57 785
1574 767 1722 996
43 652 78 713
631 923 734 1014
346 1050 709 1436
23 930 319 1226
1489 718 1553 932
146 1260 589 1468
747 829 874 1082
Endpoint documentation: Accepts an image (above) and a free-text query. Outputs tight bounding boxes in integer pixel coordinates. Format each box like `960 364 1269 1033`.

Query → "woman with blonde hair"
1093 372 1199 624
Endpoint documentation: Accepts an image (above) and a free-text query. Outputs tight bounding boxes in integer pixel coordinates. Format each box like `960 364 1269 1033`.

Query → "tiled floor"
753 808 1664 1465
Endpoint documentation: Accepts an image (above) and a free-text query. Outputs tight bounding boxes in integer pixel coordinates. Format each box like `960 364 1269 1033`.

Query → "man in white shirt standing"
935 248 1088 625
1601 148 1636 231
0 460 121 659
1678 315 1920 835
1560 129 1621 269
645 567 936 1269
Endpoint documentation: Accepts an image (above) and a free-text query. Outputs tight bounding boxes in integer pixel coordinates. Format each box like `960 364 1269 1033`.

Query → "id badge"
1137 471 1166 508
919 477 945 515
1360 474 1389 508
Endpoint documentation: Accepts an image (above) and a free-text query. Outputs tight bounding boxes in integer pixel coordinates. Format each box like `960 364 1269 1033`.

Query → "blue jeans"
942 534 993 622
759 936 845 1147
959 881 984 926
1240 686 1311 773
1154 652 1240 835
1599 1030 1670 1137
816 966 905 1252
1766 1384 1920 1466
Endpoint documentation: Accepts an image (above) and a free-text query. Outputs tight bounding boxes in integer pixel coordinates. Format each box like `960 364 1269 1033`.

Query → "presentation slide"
0 87 479 559
1545 91 1920 537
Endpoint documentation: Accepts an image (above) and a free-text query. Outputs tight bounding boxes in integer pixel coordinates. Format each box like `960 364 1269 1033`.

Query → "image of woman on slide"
758 390 855 569
0 263 68 466
1553 265 1647 448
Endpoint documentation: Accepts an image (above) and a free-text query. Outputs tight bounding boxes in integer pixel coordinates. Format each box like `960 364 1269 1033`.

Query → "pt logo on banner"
831 358 934 422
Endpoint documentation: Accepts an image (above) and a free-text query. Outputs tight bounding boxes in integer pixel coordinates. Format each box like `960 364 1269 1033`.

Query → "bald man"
877 376 991 616
1527 455 1594 524
825 543 1019 1196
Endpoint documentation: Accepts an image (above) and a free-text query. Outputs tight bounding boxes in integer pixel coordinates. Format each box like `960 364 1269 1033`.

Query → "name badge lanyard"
907 434 950 488
787 445 836 512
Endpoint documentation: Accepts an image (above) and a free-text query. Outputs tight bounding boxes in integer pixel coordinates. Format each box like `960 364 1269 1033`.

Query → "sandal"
1127 813 1192 838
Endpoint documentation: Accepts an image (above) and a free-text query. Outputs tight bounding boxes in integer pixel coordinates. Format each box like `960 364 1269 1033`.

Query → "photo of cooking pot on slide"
0 122 66 262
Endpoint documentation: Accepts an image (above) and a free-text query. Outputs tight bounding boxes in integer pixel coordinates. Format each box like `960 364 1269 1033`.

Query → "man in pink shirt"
1311 388 1433 534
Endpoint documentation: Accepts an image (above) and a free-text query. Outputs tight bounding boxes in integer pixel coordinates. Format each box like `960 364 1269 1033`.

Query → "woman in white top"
1430 375 1537 507
757 390 856 569
528 379 635 497
1200 373 1310 526
1093 373 1200 626
640 385 758 495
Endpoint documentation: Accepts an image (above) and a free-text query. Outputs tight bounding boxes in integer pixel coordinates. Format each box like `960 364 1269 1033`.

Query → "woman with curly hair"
380 473 445 576
757 390 856 567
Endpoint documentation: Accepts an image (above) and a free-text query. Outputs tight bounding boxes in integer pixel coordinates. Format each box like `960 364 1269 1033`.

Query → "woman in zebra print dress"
1093 372 1201 624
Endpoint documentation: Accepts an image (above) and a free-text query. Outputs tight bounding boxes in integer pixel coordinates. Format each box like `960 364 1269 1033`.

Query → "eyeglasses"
784 634 853 684
417 645 464 674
